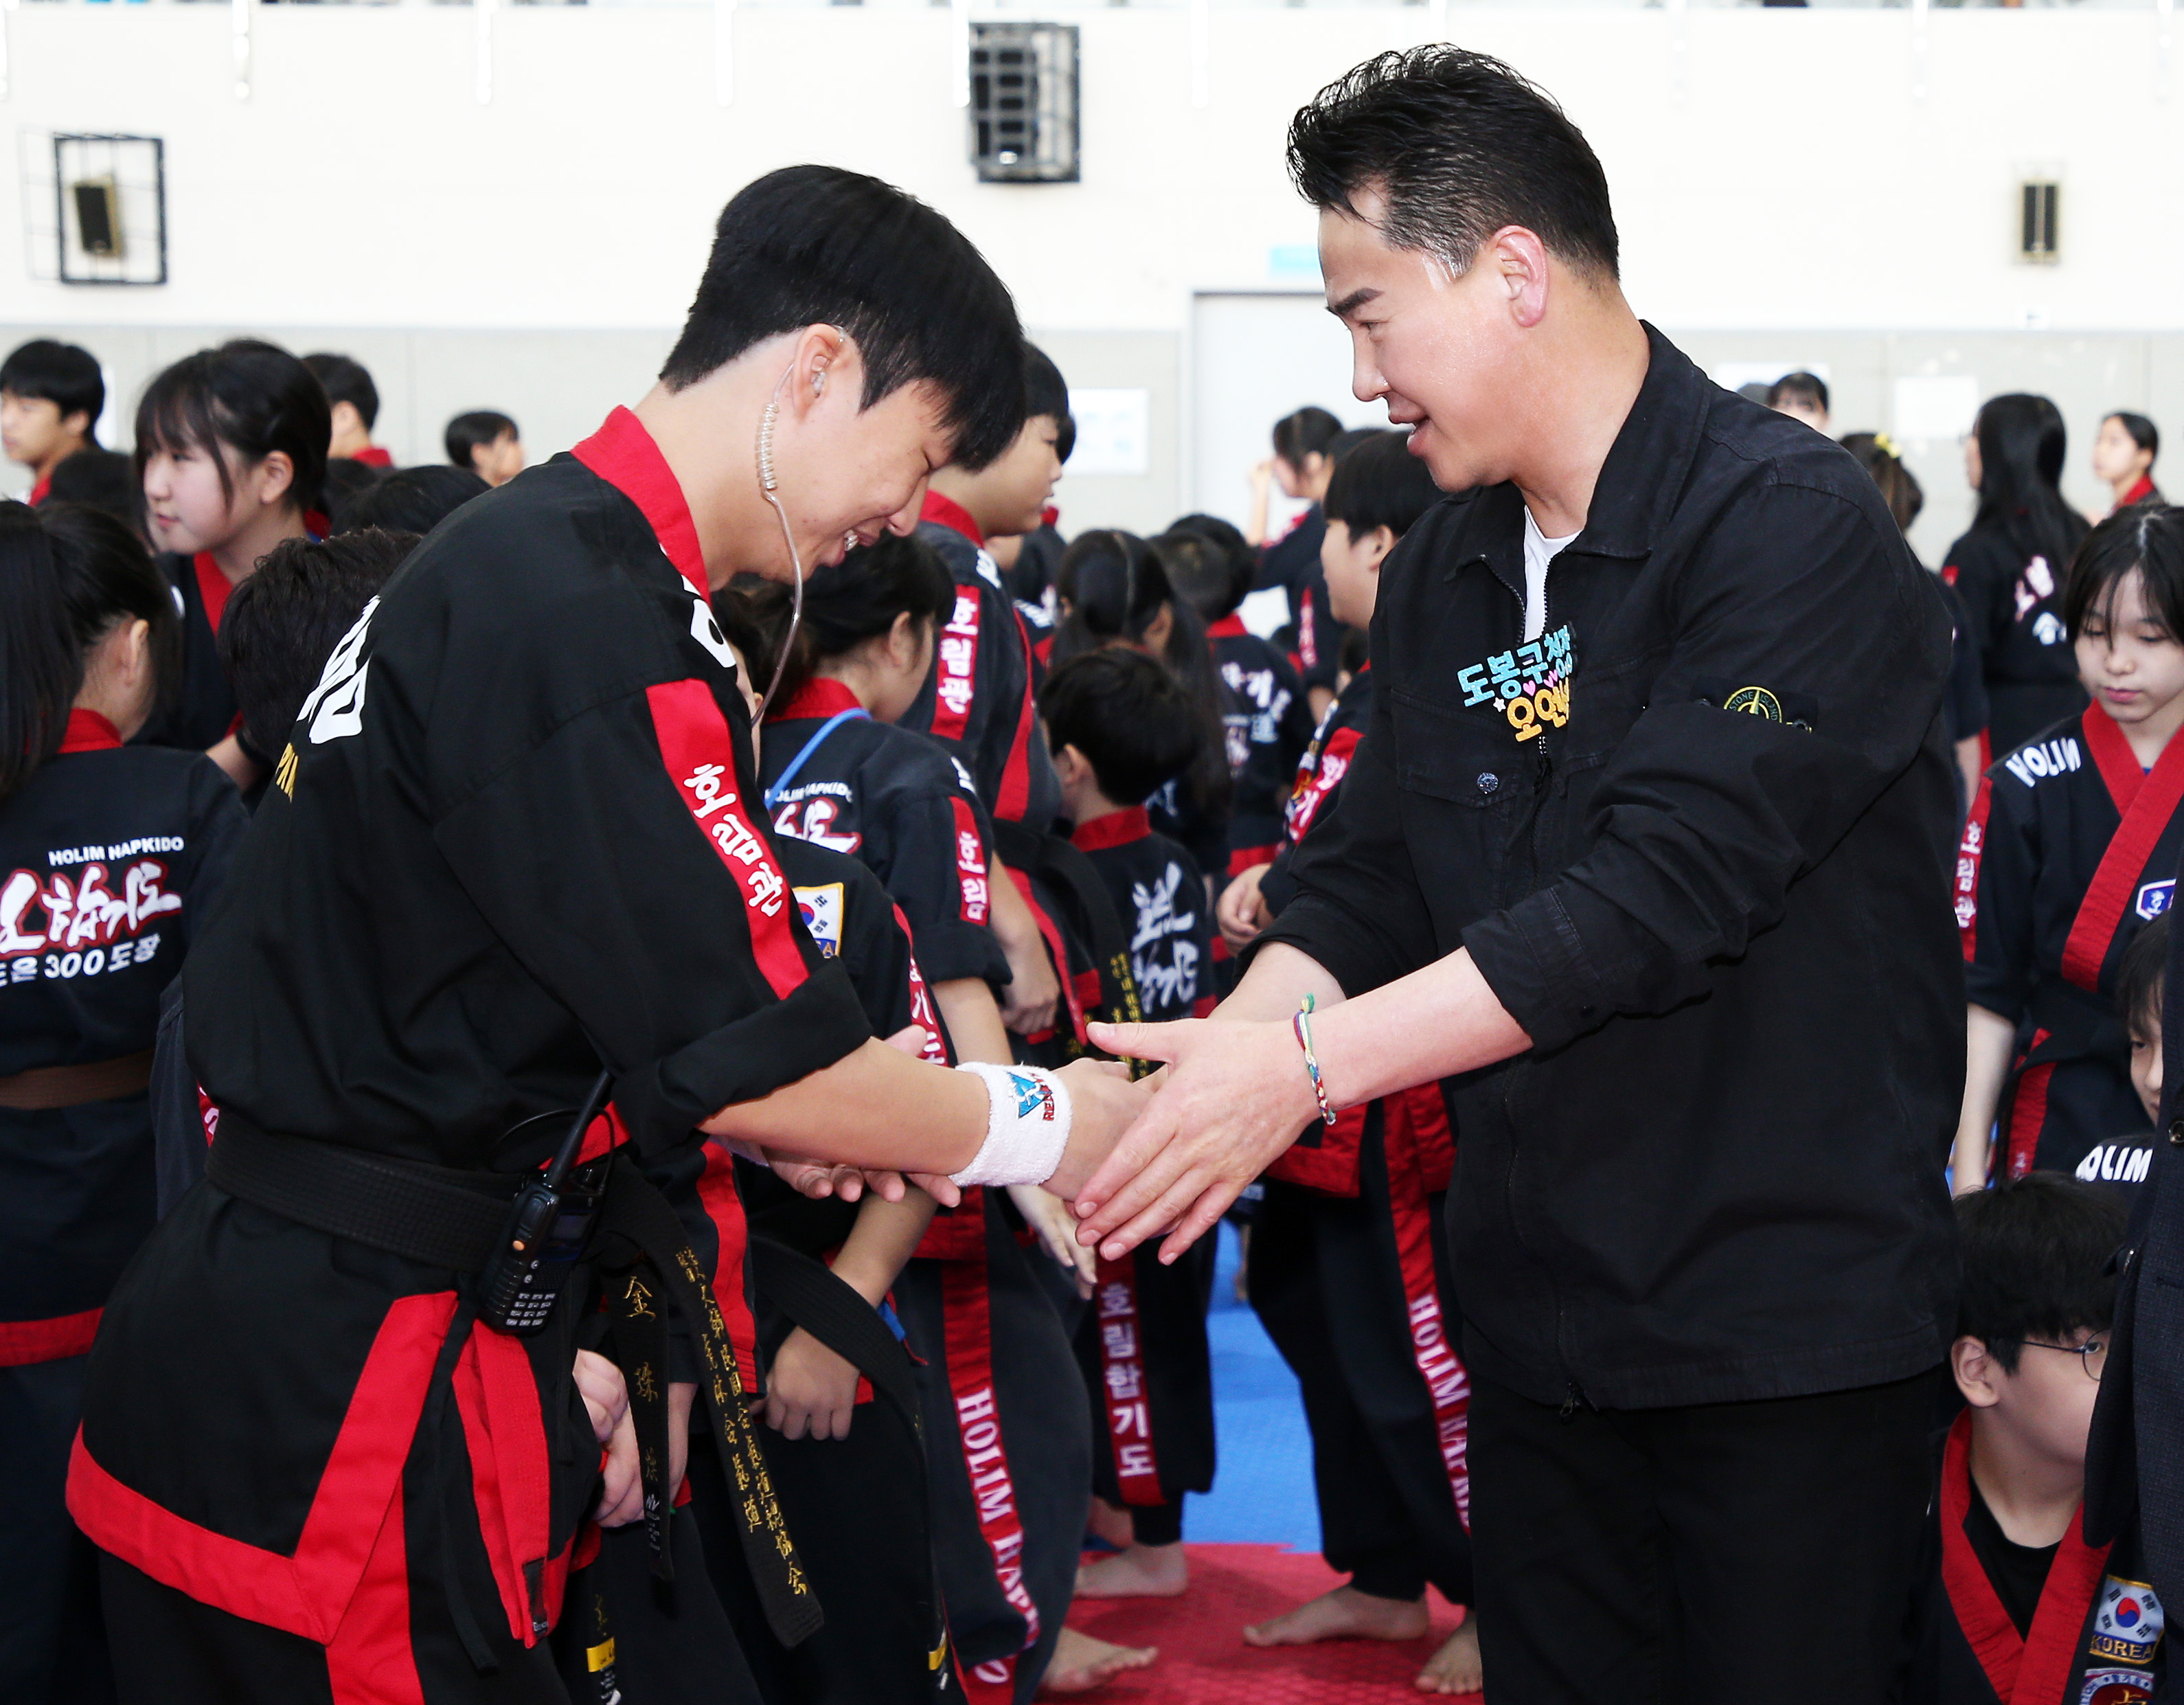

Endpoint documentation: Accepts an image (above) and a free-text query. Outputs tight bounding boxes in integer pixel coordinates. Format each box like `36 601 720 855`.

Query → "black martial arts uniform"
759 675 1009 997
1248 661 1477 1614
1945 517 2091 758
71 407 873 1704
1900 1411 2166 1705
0 711 243 1702
1960 707 2184 1182
1257 505 1344 697
1251 328 1960 1703
1066 806 1216 1547
1207 615 1314 876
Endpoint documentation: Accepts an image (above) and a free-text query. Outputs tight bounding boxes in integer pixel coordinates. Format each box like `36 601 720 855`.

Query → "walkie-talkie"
476 1070 614 1335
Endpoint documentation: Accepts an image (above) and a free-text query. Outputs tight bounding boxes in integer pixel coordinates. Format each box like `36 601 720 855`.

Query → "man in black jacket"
1073 48 1964 1703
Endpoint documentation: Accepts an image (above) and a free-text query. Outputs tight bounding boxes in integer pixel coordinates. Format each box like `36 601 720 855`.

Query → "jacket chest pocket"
1391 689 1534 812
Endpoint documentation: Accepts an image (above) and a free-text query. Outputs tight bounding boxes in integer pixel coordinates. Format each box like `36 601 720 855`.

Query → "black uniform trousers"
1467 1364 1942 1705
1 1355 112 1705
1251 1167 1473 1609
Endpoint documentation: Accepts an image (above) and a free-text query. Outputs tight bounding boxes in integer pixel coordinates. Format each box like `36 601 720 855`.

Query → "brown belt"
0 1050 155 1111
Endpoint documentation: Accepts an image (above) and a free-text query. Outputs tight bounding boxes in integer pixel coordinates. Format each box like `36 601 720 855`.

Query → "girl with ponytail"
0 499 244 1695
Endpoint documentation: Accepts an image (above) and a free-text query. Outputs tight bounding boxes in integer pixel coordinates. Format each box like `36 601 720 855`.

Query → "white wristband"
951 1063 1073 1188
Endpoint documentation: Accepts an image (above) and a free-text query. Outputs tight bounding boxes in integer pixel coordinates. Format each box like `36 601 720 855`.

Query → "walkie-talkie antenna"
542 1068 613 1190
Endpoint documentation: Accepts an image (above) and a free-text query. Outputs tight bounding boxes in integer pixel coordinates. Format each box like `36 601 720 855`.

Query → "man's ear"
784 324 853 425
1483 225 1552 331
1952 1335 2004 1409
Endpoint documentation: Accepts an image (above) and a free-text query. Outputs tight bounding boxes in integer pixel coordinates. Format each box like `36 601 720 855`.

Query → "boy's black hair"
302 353 380 430
1040 646 1203 807
44 448 137 528
2108 411 2160 462
0 339 104 440
2118 911 2169 1041
1840 432 1924 535
1287 47 1618 284
1273 406 1343 468
1152 528 1242 623
1955 1173 2128 1374
0 499 177 804
1974 393 2088 578
445 411 516 473
135 339 330 519
660 166 1024 473
334 465 488 538
1766 370 1830 415
732 531 955 707
2062 502 2184 643
320 457 383 521
1024 341 1072 460
218 529 418 758
1323 429 1444 539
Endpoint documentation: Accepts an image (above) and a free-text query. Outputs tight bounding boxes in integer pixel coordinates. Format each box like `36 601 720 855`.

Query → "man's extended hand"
1070 1015 1319 1264
1044 1058 1154 1201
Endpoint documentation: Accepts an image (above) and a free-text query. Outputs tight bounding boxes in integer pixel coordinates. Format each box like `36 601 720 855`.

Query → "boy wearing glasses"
1902 1174 2161 1703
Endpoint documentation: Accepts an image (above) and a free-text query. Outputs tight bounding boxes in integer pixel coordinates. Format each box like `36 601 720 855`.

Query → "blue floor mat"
1184 1219 1321 1550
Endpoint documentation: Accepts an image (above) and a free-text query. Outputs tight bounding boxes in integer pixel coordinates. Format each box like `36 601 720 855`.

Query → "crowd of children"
0 304 2174 1705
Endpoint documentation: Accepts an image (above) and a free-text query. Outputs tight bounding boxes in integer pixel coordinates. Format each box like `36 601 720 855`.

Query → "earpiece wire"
753 364 805 725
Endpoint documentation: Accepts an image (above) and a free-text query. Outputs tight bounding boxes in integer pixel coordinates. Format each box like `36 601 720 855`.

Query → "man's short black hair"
1273 407 1343 466
2119 912 2168 1041
334 465 488 537
660 166 1025 472
219 528 418 758
1323 429 1444 539
1040 647 1202 807
1287 47 1618 283
444 411 516 472
44 449 135 526
1767 371 1830 415
1955 1173 2128 1375
302 353 380 430
1 340 104 440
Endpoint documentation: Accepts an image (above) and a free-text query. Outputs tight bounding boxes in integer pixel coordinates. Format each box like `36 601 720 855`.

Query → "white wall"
5 3 2181 541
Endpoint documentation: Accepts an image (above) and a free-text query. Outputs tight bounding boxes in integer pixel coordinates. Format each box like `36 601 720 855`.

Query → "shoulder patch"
2089 1577 2164 1667
793 883 845 960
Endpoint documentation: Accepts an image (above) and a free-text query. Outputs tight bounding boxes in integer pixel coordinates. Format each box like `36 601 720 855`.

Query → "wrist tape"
951 1063 1073 1188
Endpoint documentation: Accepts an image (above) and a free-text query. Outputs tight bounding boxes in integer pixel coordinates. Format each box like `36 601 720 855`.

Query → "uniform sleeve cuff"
1461 890 1603 1057
641 959 873 1130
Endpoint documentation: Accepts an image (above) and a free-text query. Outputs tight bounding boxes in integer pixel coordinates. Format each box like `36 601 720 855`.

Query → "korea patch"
2089 1578 2163 1667
2136 880 2174 921
2079 1669 2157 1705
793 883 845 961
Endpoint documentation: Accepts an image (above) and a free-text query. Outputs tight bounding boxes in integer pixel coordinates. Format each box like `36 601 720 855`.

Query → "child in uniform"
0 501 245 1697
132 340 332 790
2073 916 2165 1200
1218 429 1484 1697
1 340 104 506
1901 1175 2161 1704
1955 506 2184 1189
302 352 392 470
1038 646 1220 1601
444 409 525 486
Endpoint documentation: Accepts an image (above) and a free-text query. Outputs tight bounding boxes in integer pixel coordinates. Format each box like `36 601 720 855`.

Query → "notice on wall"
1067 388 1152 477
1893 374 1981 444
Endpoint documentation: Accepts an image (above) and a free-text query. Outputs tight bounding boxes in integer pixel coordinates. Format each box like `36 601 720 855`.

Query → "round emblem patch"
1723 686 1784 721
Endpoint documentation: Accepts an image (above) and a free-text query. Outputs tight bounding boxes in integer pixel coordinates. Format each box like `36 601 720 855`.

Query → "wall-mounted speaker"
969 23 1078 185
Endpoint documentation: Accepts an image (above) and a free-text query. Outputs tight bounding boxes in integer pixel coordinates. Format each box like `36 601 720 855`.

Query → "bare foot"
1243 1584 1429 1648
1084 1497 1133 1550
1415 1616 1482 1695
1038 1627 1158 1694
1076 1541 1188 1599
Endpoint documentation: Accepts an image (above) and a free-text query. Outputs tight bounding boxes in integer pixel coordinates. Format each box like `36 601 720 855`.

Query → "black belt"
205 1115 518 1270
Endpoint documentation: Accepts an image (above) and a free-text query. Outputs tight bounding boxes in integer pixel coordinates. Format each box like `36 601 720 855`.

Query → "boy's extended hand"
763 1327 861 1441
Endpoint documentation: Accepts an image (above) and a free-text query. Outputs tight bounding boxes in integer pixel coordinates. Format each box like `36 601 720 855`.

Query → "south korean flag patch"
2089 1577 2164 1667
793 883 845 962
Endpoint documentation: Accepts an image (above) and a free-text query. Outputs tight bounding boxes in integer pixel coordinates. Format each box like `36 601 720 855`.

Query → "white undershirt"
1522 508 1580 642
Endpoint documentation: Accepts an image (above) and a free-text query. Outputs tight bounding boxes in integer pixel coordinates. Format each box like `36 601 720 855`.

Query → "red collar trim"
2122 475 2157 507
767 677 866 723
1071 805 1151 850
572 407 707 597
920 489 984 548
58 709 122 754
352 447 394 470
193 554 236 636
1207 614 1249 638
28 474 51 508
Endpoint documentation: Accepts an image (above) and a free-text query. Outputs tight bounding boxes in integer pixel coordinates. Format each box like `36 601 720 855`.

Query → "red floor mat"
1060 1543 1475 1702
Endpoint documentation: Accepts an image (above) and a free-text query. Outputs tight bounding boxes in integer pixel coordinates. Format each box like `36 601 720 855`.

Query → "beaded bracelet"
1292 993 1339 1126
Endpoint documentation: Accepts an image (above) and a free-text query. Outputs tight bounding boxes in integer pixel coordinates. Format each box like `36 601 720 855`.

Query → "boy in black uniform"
1955 506 2184 1189
1900 1174 2163 1705
1039 648 1218 1599
68 167 1146 1705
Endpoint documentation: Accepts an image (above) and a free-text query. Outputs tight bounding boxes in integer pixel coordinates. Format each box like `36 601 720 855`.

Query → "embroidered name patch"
1457 624 1573 743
